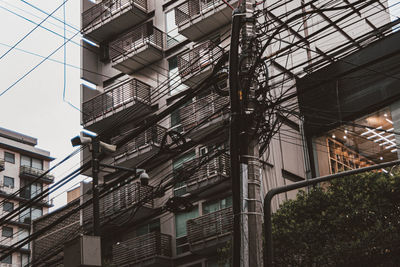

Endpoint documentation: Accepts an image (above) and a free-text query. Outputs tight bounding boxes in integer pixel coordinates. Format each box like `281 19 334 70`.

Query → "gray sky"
0 0 399 210
0 0 84 209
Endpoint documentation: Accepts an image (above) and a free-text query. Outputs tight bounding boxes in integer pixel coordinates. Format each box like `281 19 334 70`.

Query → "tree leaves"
272 171 400 266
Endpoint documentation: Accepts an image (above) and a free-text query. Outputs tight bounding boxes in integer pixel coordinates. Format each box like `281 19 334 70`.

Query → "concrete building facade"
0 127 53 267
32 0 395 266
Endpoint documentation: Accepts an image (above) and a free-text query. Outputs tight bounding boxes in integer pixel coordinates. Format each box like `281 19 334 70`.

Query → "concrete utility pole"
240 0 264 266
229 0 263 266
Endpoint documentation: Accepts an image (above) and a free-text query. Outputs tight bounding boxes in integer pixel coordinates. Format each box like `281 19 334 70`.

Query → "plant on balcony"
272 171 400 266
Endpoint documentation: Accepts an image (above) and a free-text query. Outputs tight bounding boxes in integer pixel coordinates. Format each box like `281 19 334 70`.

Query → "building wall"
77 0 390 266
0 128 53 267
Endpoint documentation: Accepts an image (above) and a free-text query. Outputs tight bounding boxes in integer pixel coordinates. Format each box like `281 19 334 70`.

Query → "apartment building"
30 0 394 266
0 127 54 267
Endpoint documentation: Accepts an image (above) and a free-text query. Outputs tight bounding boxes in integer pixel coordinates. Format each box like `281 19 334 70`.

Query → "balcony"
82 182 154 230
82 0 148 42
179 92 229 141
0 158 4 171
112 232 172 266
109 23 164 74
182 154 230 197
82 78 152 132
187 207 233 255
111 125 167 168
177 40 224 87
19 190 53 208
19 166 54 184
174 0 238 41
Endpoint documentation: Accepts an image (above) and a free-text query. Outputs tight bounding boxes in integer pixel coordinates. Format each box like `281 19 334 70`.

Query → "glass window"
314 107 399 176
0 253 11 264
173 151 196 196
19 209 31 224
32 158 43 170
21 155 31 167
31 208 43 220
21 254 29 267
2 226 13 238
21 155 43 170
136 219 160 237
168 56 188 96
4 152 15 164
175 207 199 238
3 176 14 188
165 9 185 48
203 196 232 214
3 201 13 212
31 183 42 198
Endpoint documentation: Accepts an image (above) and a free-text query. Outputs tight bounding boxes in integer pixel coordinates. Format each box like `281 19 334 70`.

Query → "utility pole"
230 0 263 266
91 139 101 236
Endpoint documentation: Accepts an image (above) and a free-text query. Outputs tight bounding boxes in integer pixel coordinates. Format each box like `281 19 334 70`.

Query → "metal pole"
263 159 400 267
91 139 101 236
229 9 244 267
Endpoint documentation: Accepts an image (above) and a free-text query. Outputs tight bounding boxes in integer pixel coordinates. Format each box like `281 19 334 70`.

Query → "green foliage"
272 171 400 266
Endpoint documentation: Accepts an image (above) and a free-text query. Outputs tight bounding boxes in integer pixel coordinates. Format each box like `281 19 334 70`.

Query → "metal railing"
112 232 172 265
82 78 151 124
182 153 230 185
82 0 148 30
187 207 233 244
83 182 154 223
19 166 54 181
179 92 229 132
177 40 223 79
109 23 164 61
112 125 167 158
175 0 234 26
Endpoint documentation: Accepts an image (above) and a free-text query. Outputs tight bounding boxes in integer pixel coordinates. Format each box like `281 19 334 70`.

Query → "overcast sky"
0 1 398 210
0 0 84 209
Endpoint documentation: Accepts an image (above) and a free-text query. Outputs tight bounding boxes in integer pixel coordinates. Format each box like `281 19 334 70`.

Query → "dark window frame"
3 176 15 189
4 152 15 164
3 201 13 212
2 226 13 238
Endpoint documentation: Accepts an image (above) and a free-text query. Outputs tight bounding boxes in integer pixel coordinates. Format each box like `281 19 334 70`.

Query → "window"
3 201 13 212
168 56 188 96
21 155 43 170
173 151 196 196
19 207 42 223
2 226 13 238
314 107 399 176
175 207 199 254
0 253 11 264
203 196 232 214
4 152 15 164
3 176 14 188
165 9 185 48
136 219 160 237
20 181 42 199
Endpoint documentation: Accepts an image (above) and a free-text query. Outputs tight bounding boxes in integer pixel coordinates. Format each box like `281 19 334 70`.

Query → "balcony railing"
113 232 172 266
177 40 223 81
187 207 233 244
82 0 148 31
183 153 229 186
174 0 237 40
0 158 4 171
83 182 154 224
179 92 229 133
112 125 167 159
82 78 151 125
20 166 54 181
109 23 164 62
